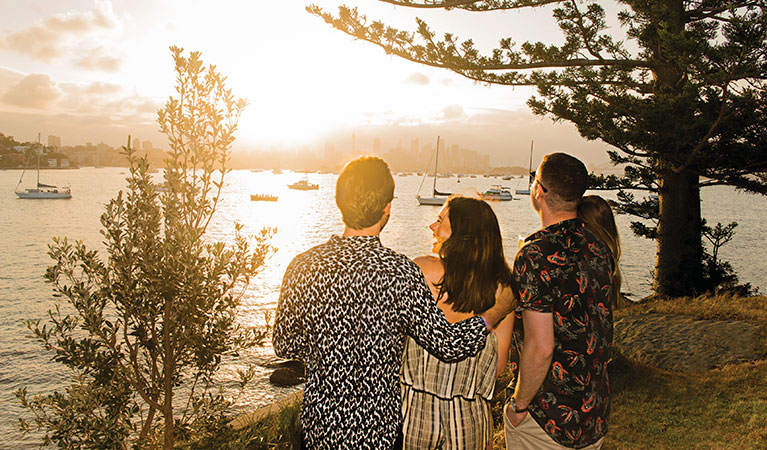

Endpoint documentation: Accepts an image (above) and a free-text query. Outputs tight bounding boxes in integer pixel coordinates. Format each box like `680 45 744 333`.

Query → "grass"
599 294 767 449
198 294 767 449
603 355 767 449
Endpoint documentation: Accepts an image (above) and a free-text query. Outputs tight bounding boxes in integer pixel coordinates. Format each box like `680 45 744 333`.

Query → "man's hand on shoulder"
480 285 516 330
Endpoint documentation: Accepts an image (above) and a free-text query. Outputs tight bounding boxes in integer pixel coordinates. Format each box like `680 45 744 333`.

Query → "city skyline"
0 1 618 167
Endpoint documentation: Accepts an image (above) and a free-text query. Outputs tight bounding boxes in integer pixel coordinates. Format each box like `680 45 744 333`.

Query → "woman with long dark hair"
577 195 622 307
400 196 515 449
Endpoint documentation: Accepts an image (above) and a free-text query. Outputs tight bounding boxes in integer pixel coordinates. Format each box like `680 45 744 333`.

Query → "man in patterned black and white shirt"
273 156 514 450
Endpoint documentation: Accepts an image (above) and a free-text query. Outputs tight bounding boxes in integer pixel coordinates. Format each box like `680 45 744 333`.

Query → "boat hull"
416 196 446 206
16 189 71 199
251 194 278 201
482 193 514 201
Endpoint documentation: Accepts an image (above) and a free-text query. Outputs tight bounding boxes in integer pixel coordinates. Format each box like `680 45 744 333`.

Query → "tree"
17 46 273 449
308 0 767 297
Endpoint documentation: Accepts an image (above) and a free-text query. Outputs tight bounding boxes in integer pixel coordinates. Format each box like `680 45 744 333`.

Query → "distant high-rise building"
47 135 61 150
410 138 419 156
142 140 152 151
324 142 335 162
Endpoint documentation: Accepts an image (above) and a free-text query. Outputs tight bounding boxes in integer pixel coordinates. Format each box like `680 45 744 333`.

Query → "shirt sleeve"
272 256 309 359
514 242 554 313
398 261 488 363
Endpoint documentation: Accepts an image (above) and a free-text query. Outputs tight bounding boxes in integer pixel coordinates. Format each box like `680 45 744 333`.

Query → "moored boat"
515 140 535 195
481 185 513 201
15 134 71 199
251 193 278 201
416 136 451 206
288 179 319 190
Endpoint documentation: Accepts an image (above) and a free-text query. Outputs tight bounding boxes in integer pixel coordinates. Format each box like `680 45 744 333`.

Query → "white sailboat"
15 134 71 199
416 136 451 206
515 140 534 195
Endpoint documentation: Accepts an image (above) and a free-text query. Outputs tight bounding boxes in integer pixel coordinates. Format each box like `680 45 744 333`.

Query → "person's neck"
540 209 578 229
343 225 381 237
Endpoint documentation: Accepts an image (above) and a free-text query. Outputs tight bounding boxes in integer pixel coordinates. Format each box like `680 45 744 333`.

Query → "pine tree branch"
567 0 603 60
376 0 566 10
308 5 652 74
676 86 729 173
686 1 764 22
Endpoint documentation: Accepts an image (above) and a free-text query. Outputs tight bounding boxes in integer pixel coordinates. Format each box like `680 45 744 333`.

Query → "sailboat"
416 136 451 206
515 140 534 195
15 134 71 199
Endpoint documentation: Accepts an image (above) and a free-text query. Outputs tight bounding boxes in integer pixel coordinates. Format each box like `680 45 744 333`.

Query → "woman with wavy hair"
577 195 623 307
401 195 516 450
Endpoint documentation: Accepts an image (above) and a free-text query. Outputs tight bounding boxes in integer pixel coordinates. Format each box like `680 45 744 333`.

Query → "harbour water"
1 167 765 448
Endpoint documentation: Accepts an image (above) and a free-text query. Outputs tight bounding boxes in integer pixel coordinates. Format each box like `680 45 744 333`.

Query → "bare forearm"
494 313 515 377
513 310 554 408
513 342 552 408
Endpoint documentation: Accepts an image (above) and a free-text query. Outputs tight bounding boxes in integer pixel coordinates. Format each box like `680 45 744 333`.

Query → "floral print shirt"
508 219 614 448
273 235 488 450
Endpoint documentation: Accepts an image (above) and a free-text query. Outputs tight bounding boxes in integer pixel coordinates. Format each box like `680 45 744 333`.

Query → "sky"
0 0 620 167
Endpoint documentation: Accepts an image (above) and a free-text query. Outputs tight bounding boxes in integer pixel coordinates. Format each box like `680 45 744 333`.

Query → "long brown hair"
437 196 514 314
578 195 622 306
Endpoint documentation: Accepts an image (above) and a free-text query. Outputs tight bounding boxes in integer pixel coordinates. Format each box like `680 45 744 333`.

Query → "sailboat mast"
528 140 534 187
36 133 41 188
433 136 440 195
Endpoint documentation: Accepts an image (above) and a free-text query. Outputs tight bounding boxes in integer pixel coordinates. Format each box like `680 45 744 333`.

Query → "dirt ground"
613 312 766 372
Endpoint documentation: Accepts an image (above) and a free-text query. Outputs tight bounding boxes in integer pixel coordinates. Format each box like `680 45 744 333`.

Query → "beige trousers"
503 404 604 450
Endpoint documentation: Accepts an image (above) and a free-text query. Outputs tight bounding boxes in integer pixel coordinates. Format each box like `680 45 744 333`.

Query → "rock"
267 360 306 387
270 367 306 387
263 359 306 374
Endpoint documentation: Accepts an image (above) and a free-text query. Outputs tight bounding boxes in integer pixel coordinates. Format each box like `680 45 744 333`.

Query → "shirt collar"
524 218 583 243
331 234 382 248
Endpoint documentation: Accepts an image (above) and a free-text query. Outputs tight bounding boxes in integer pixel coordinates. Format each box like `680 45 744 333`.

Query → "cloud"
438 104 465 120
74 47 121 72
83 81 122 95
406 72 430 85
0 0 121 70
0 67 25 87
2 74 62 108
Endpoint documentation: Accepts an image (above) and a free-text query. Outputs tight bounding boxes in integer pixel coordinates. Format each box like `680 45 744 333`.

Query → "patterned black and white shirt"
273 235 489 450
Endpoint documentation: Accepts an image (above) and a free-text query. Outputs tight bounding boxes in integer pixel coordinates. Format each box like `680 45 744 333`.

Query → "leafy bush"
17 46 273 449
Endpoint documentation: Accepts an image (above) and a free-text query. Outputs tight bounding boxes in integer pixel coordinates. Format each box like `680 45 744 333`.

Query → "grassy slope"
197 295 767 450
601 295 767 450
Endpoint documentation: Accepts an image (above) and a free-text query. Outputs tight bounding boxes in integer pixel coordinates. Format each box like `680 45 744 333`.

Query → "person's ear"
384 202 392 214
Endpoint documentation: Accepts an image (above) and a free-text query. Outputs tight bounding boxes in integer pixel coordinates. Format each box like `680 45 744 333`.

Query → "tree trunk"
163 299 174 450
653 169 703 297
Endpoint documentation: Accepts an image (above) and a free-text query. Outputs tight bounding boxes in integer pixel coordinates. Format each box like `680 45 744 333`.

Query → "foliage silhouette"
17 46 274 449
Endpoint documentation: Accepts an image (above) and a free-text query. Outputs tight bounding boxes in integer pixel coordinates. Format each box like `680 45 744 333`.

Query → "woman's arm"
494 310 515 377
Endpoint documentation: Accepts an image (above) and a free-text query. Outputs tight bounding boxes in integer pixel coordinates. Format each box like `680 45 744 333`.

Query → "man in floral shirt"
504 153 614 449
